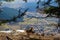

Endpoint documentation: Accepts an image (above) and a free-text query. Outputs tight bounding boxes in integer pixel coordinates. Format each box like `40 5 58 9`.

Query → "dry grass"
0 32 60 40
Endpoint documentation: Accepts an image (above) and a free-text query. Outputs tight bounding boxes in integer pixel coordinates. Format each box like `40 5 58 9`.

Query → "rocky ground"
0 12 59 40
0 31 60 40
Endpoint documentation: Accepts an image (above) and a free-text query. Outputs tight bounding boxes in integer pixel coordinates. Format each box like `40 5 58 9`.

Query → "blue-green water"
0 0 58 20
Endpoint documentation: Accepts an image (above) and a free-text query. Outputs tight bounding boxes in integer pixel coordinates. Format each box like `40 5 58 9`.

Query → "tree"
43 0 60 32
36 0 60 32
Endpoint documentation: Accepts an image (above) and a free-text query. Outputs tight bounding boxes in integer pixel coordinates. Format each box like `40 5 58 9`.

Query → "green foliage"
43 0 60 17
43 0 60 28
44 6 58 14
